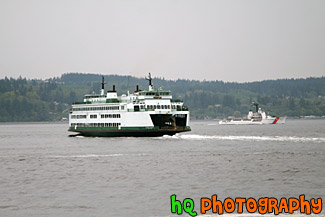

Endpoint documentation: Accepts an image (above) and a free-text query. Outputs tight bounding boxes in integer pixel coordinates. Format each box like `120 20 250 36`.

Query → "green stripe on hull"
68 126 159 131
68 127 191 137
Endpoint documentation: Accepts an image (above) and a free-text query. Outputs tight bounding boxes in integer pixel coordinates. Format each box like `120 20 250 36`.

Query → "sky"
0 0 324 82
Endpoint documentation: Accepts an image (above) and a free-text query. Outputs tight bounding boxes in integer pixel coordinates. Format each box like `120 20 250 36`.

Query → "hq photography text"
170 194 322 216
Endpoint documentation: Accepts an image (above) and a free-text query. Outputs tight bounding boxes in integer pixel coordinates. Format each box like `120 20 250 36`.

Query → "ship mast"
101 76 106 95
146 72 154 91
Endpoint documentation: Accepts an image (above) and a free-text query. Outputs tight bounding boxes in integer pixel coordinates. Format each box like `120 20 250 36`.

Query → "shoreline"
0 118 324 125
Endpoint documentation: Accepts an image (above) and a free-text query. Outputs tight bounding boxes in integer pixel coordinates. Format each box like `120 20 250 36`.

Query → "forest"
0 73 324 121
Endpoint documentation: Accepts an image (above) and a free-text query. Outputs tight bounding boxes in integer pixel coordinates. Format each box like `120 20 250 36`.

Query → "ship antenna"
127 74 131 96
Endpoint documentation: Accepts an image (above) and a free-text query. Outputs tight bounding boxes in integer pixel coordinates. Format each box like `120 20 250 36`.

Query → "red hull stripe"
272 117 280 124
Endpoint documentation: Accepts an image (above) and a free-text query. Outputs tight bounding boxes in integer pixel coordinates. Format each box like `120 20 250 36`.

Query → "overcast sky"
0 0 324 82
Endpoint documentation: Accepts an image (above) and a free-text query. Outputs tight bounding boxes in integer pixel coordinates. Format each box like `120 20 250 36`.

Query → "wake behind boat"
219 102 286 125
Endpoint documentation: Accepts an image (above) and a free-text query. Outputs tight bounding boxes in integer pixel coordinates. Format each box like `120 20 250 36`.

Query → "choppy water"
0 119 324 217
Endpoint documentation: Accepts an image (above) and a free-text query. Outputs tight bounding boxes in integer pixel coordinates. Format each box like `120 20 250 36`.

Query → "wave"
50 153 148 158
0 153 149 159
161 134 325 143
52 154 124 158
48 153 148 158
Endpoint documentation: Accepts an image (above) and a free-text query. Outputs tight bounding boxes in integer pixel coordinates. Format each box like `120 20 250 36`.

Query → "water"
0 120 324 217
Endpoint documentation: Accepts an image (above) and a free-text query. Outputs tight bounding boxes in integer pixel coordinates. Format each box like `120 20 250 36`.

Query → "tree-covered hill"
0 73 324 121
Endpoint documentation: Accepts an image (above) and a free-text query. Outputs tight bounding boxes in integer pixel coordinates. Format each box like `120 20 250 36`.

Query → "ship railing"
176 106 188 111
171 99 183 102
73 101 91 105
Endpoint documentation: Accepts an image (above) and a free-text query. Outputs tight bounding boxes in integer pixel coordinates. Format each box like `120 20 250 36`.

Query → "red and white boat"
219 103 286 125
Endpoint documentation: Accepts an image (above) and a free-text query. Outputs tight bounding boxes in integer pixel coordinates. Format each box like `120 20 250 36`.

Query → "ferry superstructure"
68 73 191 136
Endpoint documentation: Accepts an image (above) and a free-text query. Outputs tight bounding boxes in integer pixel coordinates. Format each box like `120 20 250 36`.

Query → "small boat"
219 102 286 125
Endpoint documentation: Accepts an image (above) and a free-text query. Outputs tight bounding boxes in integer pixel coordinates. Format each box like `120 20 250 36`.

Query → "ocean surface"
0 119 324 217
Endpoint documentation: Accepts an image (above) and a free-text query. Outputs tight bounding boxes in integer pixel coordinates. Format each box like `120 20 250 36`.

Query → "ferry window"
101 114 104 118
140 105 144 109
168 105 170 109
153 105 156 109
157 105 160 109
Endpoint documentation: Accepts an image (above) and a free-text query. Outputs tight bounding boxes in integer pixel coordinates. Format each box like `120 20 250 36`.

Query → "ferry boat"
219 102 286 125
68 73 191 136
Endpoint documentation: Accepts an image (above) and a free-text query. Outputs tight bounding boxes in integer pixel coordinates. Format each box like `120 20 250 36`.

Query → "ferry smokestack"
113 85 115 92
101 76 105 95
136 85 139 92
102 76 105 90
